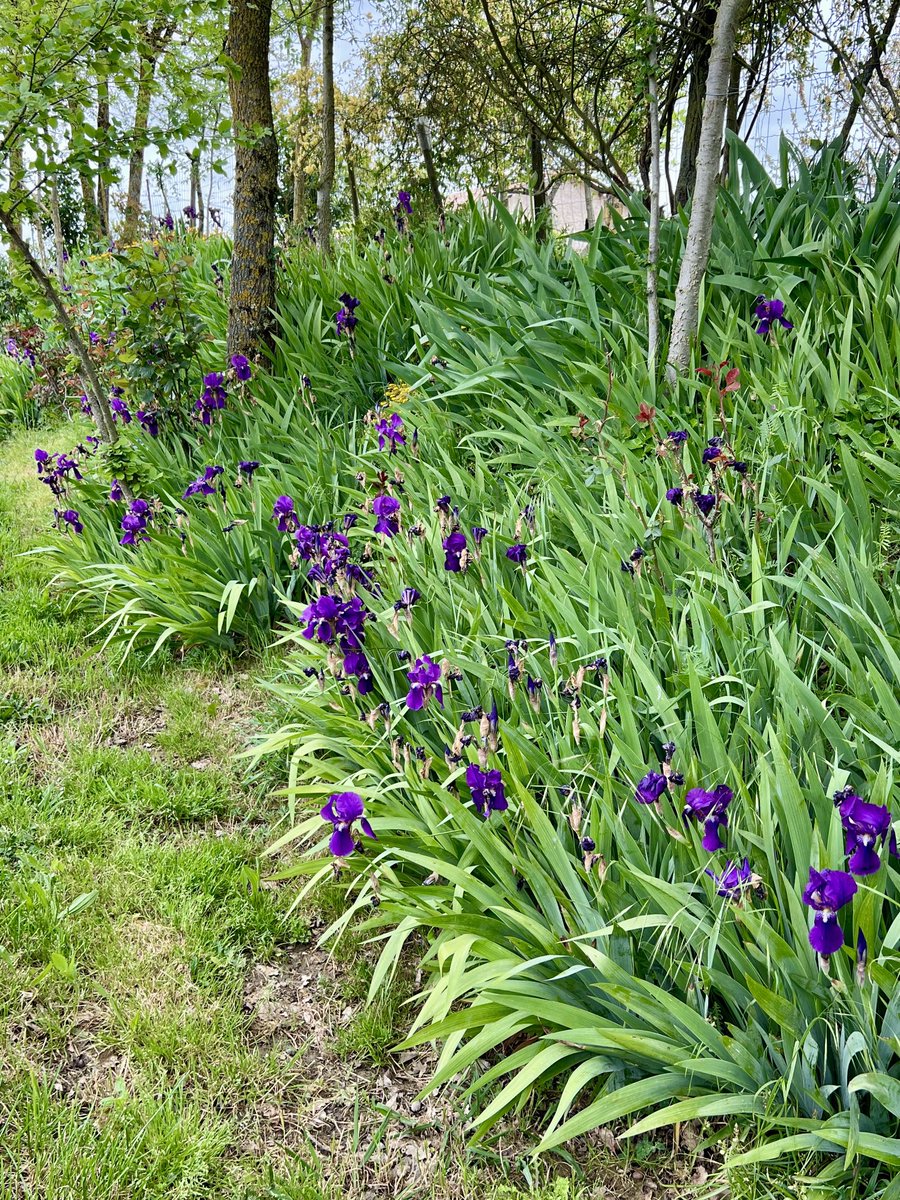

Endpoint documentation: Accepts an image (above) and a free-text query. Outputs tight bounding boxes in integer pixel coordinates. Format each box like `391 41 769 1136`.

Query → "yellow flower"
384 381 412 406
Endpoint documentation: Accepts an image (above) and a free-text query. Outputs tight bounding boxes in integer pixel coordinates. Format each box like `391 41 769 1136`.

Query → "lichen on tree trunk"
227 0 279 360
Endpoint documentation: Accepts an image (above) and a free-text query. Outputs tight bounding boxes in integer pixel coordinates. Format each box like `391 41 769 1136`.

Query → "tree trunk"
667 0 745 378
227 0 279 359
292 32 313 227
416 117 444 217
674 0 717 207
292 145 306 227
49 179 66 285
582 175 594 229
344 130 361 225
67 98 101 240
7 142 23 237
646 0 662 371
97 78 110 238
317 0 335 255
190 149 203 233
529 121 548 241
122 52 157 242
0 209 119 444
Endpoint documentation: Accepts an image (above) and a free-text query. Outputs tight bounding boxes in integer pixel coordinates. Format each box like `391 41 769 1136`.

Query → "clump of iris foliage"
27 142 900 1181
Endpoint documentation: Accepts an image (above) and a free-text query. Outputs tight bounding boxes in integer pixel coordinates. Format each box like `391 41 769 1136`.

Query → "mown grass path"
0 426 325 1198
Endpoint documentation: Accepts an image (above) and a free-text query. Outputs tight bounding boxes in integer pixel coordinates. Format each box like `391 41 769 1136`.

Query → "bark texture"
292 32 313 227
674 0 717 207
344 130 361 225
122 53 157 242
227 0 279 359
97 79 110 237
49 179 66 285
646 0 661 370
317 0 335 255
7 142 23 237
529 121 547 241
667 0 745 377
416 117 444 217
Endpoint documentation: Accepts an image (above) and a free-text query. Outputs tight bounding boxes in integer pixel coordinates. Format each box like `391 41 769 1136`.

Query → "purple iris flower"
754 297 793 337
373 494 401 537
802 867 857 955
635 771 668 804
110 479 124 502
195 371 227 426
396 191 413 215
506 543 528 564
59 509 83 534
466 764 508 818
443 531 467 572
706 857 752 898
666 487 683 505
120 498 151 546
80 394 92 415
684 784 733 851
343 513 359 530
320 791 375 857
273 495 297 532
375 412 405 453
183 465 224 499
336 294 360 336
694 493 716 517
668 430 689 444
230 354 252 381
343 649 374 695
34 448 51 474
471 526 488 545
301 594 367 647
238 460 260 477
702 445 723 464
405 655 443 710
730 461 748 474
836 791 894 876
394 587 420 611
111 396 131 424
162 211 174 230
55 454 82 481
136 409 159 437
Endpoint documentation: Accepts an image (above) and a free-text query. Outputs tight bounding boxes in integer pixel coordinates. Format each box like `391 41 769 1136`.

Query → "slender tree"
292 28 315 226
529 120 547 239
123 19 176 241
646 0 661 369
667 0 746 377
416 116 444 217
317 0 335 255
96 77 111 237
227 0 279 359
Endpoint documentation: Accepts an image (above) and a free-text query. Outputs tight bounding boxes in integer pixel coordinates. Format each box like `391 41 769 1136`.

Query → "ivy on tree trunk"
227 0 279 360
